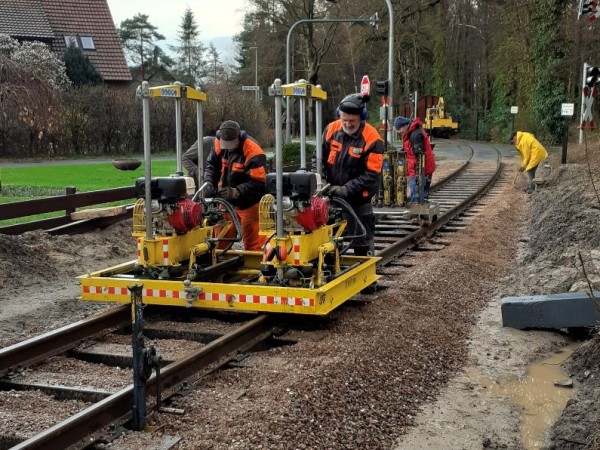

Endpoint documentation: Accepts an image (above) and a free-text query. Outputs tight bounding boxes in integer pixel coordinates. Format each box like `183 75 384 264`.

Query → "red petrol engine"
296 196 329 231
167 199 202 233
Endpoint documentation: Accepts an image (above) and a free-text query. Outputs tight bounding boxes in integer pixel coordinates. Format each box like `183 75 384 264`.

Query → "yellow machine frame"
258 193 349 288
79 252 377 315
79 79 379 315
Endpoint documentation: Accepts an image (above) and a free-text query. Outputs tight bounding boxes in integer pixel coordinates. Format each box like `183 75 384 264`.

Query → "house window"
64 35 78 48
80 36 96 50
63 35 96 50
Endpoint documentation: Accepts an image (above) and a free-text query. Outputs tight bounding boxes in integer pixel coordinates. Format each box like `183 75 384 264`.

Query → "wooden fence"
0 186 135 235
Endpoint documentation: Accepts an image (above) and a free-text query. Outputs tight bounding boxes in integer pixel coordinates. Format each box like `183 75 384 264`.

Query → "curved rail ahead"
430 142 475 193
374 143 502 265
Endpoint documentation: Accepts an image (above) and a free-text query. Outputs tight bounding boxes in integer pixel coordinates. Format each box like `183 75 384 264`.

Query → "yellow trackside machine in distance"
423 97 458 138
78 80 379 316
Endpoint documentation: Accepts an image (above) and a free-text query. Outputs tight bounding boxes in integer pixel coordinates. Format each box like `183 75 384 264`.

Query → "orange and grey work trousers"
218 203 266 251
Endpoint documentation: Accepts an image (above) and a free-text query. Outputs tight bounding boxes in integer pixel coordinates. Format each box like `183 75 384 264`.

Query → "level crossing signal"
376 80 390 107
582 0 596 14
581 0 600 21
376 80 389 96
582 66 599 130
586 66 600 87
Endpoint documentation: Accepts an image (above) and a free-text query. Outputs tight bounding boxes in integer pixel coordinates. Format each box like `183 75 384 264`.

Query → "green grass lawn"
0 160 179 226
0 160 178 194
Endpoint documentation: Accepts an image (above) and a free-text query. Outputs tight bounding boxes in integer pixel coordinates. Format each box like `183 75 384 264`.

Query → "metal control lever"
192 181 212 202
316 183 331 197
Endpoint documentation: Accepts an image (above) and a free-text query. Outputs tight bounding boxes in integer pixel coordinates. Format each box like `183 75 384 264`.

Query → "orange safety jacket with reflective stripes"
320 120 384 206
203 136 267 210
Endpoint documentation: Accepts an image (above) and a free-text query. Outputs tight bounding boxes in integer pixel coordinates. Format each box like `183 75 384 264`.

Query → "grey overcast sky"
106 0 249 59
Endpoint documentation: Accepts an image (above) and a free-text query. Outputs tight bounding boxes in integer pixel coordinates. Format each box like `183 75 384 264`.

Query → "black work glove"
328 185 349 198
413 144 424 156
203 183 216 197
518 166 525 173
217 186 240 200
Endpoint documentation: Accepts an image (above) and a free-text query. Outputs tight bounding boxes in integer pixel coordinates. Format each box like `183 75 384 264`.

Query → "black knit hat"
338 94 370 115
219 120 241 141
508 131 516 144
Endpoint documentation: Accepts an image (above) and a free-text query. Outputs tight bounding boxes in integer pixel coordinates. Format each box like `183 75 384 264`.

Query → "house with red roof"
0 0 131 84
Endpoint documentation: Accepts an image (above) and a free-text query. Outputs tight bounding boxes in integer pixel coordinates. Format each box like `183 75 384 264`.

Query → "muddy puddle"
473 342 578 449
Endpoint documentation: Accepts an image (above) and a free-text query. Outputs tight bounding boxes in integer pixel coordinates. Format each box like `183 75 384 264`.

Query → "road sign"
510 106 519 114
561 103 574 116
242 86 259 91
361 75 370 96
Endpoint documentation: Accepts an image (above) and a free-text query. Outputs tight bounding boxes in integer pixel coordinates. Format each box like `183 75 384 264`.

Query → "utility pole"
250 46 259 103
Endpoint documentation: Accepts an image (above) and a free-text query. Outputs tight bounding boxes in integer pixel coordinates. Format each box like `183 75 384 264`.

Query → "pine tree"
170 7 206 86
118 13 168 80
205 44 225 86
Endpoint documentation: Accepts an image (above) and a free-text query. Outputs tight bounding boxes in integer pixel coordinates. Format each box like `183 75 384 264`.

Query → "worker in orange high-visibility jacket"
203 120 267 251
317 93 384 256
509 131 548 194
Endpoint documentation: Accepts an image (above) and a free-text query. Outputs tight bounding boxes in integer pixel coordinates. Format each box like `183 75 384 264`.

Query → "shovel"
512 170 520 186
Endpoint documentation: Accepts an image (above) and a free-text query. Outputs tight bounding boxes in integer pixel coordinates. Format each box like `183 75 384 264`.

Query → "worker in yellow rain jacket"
509 131 548 193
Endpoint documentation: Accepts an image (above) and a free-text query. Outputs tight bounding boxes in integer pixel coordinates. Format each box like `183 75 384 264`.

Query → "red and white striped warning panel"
238 294 313 307
83 285 314 307
293 237 301 266
162 239 170 265
136 238 171 265
83 286 183 299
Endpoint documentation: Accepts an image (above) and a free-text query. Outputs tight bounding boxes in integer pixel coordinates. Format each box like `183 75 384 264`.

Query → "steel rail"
430 144 475 193
11 314 274 450
0 305 131 377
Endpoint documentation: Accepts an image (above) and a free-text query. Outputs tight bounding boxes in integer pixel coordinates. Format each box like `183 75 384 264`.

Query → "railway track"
373 143 501 265
0 309 275 449
0 142 503 449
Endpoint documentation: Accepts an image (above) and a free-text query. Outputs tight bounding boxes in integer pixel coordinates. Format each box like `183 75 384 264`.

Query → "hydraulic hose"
200 197 243 255
329 196 367 255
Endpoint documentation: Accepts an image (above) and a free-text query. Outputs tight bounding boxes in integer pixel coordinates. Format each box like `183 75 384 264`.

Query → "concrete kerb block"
501 291 600 330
